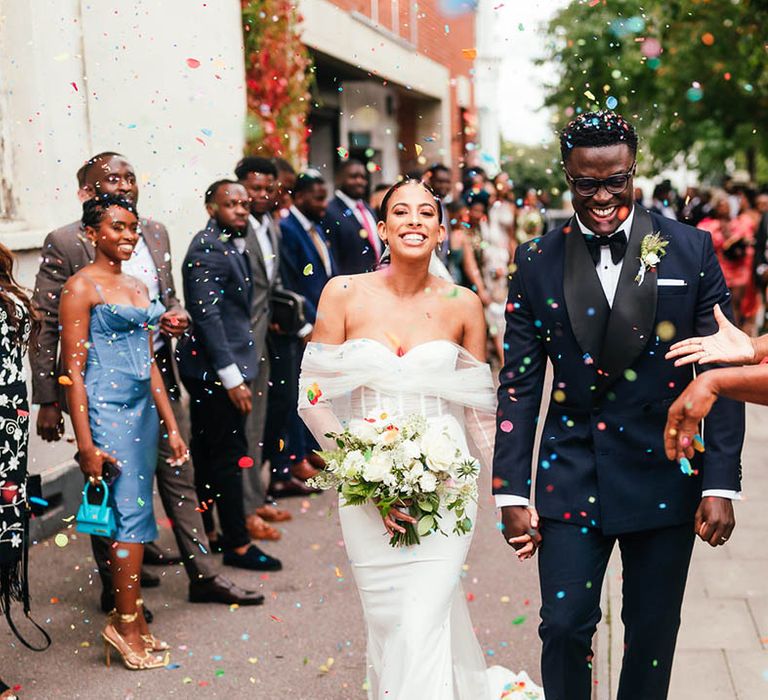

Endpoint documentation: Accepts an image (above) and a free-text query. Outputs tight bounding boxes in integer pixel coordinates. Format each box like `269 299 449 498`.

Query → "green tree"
500 141 567 206
540 0 768 181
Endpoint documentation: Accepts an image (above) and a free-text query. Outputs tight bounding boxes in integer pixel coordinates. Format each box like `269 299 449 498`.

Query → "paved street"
1 467 542 699
4 406 767 699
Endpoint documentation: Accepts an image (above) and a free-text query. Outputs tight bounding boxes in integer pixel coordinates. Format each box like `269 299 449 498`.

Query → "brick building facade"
299 0 477 183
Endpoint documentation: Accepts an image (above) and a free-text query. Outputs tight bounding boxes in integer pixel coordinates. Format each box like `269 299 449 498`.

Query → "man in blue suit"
324 159 382 274
178 180 281 572
492 112 744 700
270 170 337 488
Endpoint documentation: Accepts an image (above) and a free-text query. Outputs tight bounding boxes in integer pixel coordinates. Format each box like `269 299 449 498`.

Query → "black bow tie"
584 230 627 266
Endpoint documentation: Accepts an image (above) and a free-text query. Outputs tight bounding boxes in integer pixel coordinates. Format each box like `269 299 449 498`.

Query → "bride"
298 180 544 699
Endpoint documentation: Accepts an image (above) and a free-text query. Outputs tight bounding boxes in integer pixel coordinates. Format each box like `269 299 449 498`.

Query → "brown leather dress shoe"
254 504 293 522
189 575 265 605
290 458 320 481
246 515 281 541
268 476 321 498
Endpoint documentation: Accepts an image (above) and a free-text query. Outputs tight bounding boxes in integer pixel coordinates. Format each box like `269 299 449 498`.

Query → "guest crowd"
1 142 768 684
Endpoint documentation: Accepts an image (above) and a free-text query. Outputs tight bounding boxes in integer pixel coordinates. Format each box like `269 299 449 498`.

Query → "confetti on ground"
512 615 527 625
54 533 68 548
186 58 200 68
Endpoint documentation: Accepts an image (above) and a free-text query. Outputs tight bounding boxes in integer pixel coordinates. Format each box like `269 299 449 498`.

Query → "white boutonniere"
635 232 669 285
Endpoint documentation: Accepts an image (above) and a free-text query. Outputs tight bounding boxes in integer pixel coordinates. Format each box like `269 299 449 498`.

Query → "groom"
493 111 744 700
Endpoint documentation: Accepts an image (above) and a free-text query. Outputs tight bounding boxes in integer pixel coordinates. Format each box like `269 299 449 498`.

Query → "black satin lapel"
596 207 658 394
563 217 611 364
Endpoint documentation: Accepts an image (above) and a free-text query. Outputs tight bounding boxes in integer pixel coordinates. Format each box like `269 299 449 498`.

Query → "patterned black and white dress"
0 292 31 608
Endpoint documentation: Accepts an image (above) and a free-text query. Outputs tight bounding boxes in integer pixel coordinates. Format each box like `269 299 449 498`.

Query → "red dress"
698 214 757 317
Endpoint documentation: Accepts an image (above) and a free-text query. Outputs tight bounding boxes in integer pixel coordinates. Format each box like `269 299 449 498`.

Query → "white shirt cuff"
217 363 245 390
297 322 313 339
701 489 741 501
495 495 530 508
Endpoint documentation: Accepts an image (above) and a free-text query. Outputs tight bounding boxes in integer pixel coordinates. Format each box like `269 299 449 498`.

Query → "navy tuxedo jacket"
279 211 336 324
177 220 259 383
325 195 379 275
492 207 745 534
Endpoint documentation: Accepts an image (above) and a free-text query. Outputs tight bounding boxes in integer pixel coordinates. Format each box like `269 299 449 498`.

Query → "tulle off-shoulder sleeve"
298 341 498 470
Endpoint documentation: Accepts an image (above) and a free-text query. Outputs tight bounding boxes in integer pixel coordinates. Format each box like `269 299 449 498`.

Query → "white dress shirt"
291 205 333 277
248 213 276 280
122 234 163 349
496 208 738 509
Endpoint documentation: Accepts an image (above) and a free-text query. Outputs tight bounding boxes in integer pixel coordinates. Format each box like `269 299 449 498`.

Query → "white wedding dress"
299 339 544 700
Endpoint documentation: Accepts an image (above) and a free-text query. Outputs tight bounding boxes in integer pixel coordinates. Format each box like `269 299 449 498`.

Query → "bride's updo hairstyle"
379 178 443 224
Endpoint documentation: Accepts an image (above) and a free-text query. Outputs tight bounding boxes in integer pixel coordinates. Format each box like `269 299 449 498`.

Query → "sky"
491 0 570 145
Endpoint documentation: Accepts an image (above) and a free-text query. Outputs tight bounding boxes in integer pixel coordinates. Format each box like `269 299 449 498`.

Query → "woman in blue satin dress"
60 194 188 671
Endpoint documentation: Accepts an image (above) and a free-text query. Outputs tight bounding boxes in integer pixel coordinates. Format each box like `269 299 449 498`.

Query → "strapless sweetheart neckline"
341 337 464 359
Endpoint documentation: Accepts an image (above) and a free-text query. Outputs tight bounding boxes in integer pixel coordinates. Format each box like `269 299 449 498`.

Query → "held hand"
381 504 417 537
666 304 755 367
664 373 719 461
166 431 190 467
159 310 190 338
227 383 252 414
78 446 116 481
695 496 735 547
500 505 542 561
37 403 64 442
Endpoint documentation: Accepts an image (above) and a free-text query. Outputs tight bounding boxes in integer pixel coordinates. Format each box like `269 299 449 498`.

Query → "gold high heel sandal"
102 611 169 670
137 598 170 652
107 599 170 652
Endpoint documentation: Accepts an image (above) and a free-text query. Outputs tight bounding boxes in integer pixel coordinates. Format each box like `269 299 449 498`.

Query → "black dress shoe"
268 476 320 499
100 589 154 623
223 545 282 572
140 569 161 588
189 575 265 605
143 547 183 566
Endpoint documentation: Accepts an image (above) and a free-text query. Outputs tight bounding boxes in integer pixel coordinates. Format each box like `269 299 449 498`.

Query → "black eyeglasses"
565 163 636 197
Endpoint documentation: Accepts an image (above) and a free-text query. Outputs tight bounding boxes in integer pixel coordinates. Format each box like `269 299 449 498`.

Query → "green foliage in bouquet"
309 413 480 548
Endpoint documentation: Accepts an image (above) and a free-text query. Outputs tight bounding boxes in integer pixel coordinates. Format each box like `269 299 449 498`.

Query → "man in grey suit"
31 152 264 609
235 157 292 536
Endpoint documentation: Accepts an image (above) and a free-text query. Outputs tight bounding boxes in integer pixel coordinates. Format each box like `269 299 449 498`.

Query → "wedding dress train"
299 339 544 700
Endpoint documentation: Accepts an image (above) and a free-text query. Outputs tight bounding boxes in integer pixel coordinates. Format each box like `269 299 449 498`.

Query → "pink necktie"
356 201 379 262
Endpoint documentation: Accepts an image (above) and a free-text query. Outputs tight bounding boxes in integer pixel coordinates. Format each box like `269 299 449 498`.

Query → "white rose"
644 252 660 266
420 427 459 472
349 419 379 444
341 450 365 478
419 471 438 493
362 452 393 483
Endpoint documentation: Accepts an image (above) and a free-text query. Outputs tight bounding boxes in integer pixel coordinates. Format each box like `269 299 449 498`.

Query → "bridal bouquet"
308 411 480 547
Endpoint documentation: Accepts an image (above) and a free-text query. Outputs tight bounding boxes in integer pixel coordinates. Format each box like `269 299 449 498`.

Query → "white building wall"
0 0 246 287
474 0 502 174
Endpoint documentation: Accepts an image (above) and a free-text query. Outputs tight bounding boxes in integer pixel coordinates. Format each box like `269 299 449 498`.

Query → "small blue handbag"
76 481 116 538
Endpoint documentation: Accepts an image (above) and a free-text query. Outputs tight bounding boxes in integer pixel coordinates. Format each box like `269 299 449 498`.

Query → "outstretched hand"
665 304 755 367
500 506 542 561
664 373 718 461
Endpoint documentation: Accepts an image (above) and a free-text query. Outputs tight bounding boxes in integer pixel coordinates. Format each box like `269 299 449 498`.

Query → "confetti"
54 533 68 548
302 263 314 276
58 375 73 386
238 456 255 469
461 48 477 60
307 382 323 406
499 420 514 433
186 58 201 68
